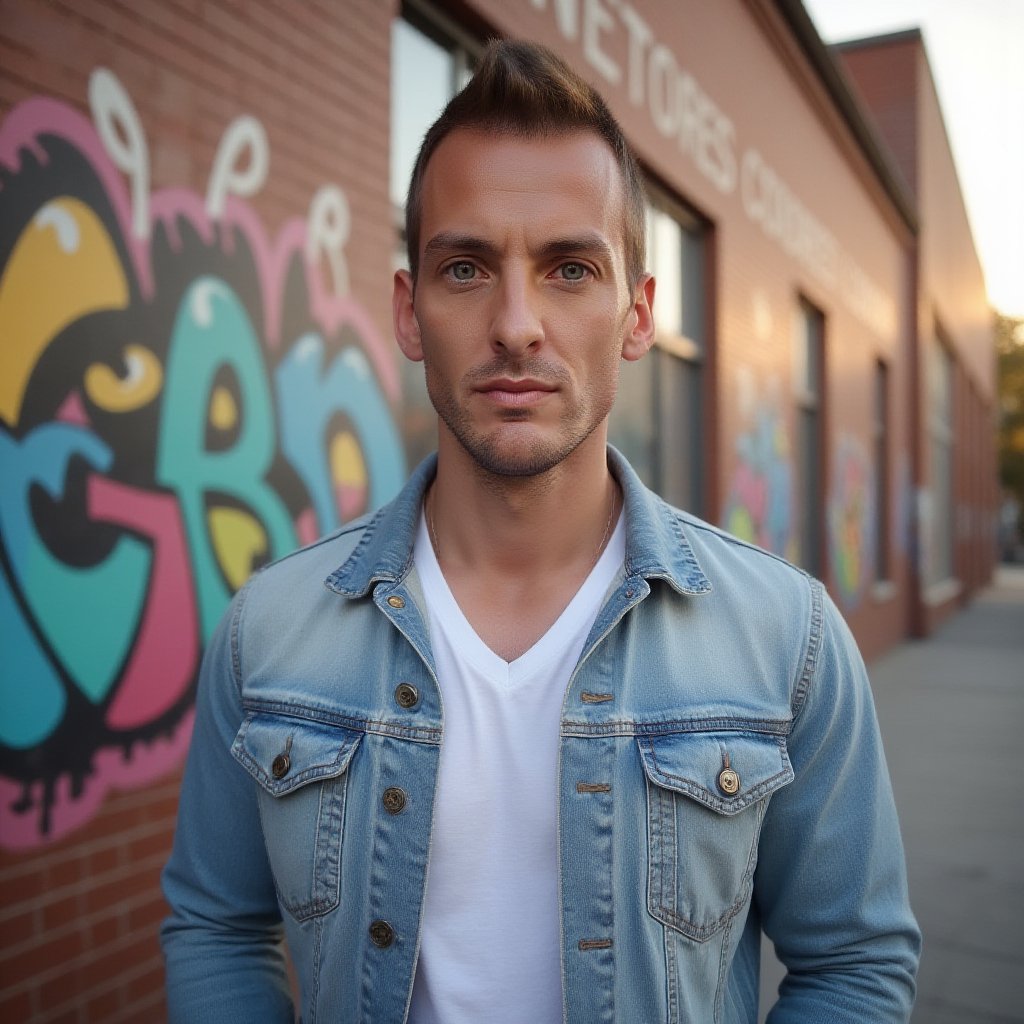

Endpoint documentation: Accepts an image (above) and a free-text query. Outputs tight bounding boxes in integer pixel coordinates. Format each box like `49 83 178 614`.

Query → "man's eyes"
440 260 592 283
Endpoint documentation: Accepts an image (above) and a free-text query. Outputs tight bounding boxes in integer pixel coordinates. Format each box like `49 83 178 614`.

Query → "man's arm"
755 586 921 1022
161 583 294 1023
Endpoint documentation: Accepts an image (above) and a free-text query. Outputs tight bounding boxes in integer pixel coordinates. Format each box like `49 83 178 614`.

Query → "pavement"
759 565 1024 1023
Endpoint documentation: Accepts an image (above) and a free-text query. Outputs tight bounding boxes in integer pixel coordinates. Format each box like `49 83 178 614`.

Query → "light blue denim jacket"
161 449 920 1023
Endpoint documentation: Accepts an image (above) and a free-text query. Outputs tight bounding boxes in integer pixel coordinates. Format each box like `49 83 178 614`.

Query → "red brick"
45 855 86 892
38 965 84 1015
126 892 168 934
126 829 174 865
41 893 83 933
0 906 39 947
79 934 158 994
85 986 123 1021
81 862 163 918
0 989 34 1022
119 989 167 1024
123 957 164 1004
0 930 85 989
85 845 123 878
86 911 123 949
40 1008 79 1024
0 867 48 911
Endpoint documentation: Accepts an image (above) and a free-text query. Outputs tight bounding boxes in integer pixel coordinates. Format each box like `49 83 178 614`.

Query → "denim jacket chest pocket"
638 729 794 942
232 712 362 922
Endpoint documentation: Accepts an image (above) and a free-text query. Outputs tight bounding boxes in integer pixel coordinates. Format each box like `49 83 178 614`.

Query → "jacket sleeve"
755 583 921 1022
160 581 294 1023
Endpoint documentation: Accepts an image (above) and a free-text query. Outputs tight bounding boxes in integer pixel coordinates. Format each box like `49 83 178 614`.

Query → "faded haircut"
404 38 647 287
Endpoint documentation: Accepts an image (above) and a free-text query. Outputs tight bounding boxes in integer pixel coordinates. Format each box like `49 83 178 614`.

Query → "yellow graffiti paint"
84 344 163 412
0 197 129 426
207 506 267 591
330 430 367 489
209 386 239 431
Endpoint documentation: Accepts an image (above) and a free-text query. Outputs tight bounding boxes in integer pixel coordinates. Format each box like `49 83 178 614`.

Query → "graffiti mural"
0 70 406 848
828 435 875 607
724 374 794 558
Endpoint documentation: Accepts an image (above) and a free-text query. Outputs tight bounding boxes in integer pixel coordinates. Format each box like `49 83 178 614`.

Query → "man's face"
393 128 654 478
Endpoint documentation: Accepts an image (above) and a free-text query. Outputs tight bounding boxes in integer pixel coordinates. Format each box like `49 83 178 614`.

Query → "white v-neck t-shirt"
407 510 625 1024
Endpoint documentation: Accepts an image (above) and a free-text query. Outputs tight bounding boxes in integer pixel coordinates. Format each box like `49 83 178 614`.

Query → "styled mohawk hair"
403 38 647 287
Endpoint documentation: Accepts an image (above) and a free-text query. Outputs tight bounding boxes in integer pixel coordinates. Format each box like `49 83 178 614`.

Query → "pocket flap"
638 730 793 815
232 711 362 797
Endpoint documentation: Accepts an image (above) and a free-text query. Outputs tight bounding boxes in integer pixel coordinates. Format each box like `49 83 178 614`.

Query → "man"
162 39 920 1023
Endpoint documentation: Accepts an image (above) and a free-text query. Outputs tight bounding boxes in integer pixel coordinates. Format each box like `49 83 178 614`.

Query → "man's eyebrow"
537 234 615 265
422 231 616 265
422 233 500 260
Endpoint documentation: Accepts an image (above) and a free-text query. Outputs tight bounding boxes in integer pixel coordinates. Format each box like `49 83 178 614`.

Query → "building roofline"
832 27 923 52
774 0 919 233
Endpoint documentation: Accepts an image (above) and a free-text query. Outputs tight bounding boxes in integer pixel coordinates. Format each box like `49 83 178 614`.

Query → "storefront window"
927 338 955 586
390 16 470 217
611 197 707 515
873 359 891 584
795 299 825 578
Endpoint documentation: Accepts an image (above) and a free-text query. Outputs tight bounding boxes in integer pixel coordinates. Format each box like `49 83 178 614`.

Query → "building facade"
0 1 995 1019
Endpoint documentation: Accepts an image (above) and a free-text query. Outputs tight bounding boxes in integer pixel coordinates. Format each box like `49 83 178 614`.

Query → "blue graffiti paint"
0 426 149 706
276 335 406 532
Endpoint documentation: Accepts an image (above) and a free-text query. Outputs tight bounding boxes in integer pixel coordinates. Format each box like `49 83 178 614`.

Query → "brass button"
387 595 405 609
369 919 394 948
382 787 407 814
394 683 419 709
718 768 740 796
271 753 291 779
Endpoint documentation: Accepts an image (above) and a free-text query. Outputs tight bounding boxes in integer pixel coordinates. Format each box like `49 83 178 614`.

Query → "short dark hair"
404 38 646 287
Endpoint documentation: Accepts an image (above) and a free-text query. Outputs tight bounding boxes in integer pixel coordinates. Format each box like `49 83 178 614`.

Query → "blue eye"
448 262 476 281
559 263 588 281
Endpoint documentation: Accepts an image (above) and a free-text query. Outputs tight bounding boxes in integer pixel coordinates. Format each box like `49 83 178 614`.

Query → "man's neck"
423 430 622 662
427 431 619 580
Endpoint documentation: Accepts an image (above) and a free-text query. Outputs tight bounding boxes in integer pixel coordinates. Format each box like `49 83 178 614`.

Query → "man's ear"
622 273 656 362
393 269 424 362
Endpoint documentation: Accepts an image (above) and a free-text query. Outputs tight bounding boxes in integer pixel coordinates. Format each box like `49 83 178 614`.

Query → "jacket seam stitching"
229 571 262 699
790 577 825 722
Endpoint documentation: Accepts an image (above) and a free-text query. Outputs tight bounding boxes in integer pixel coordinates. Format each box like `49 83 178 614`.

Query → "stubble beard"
425 356 615 479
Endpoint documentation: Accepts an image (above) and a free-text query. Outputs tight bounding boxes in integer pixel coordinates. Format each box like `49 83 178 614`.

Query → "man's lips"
475 378 557 407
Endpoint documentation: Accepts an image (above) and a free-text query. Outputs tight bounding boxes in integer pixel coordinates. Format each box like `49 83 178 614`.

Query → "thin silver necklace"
426 483 619 566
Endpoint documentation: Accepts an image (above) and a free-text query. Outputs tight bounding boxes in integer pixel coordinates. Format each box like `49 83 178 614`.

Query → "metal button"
394 683 419 709
382 787 407 814
271 753 291 779
387 595 405 609
369 919 394 948
718 767 740 796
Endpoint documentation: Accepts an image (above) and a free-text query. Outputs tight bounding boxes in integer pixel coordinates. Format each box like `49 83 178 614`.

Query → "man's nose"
489 271 544 356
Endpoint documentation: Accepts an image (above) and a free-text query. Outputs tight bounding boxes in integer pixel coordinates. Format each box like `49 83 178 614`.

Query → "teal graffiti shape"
0 426 150 713
156 277 296 641
0 562 67 749
276 334 405 533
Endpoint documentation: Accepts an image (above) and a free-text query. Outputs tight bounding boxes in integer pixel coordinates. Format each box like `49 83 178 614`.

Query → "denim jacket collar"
325 447 712 599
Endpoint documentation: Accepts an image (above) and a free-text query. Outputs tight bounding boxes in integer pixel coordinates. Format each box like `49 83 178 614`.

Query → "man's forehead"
419 126 618 195
418 128 627 246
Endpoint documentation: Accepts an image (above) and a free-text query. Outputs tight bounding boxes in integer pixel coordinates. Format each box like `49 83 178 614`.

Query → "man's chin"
457 428 582 479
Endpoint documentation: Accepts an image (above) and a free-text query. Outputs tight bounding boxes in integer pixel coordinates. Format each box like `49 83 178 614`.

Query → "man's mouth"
476 378 558 407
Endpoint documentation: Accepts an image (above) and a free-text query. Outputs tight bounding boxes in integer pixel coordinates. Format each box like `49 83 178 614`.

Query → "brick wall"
0 779 180 1022
1 1 396 1019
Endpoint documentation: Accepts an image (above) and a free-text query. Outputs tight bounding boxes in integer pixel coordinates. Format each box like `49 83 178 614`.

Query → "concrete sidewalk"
760 566 1024 1023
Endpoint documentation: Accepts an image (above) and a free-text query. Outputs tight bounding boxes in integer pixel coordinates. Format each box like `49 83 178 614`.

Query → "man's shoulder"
242 507 383 607
648 486 815 593
677 505 812 584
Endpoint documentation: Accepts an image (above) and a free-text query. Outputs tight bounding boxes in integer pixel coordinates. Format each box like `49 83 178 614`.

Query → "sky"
803 0 1024 320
